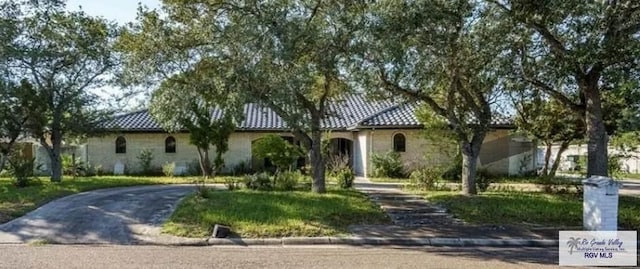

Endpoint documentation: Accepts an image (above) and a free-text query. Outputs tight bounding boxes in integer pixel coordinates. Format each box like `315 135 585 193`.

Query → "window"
165 136 176 153
393 133 406 152
115 136 126 154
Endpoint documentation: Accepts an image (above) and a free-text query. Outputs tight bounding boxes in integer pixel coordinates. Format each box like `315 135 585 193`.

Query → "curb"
195 237 560 247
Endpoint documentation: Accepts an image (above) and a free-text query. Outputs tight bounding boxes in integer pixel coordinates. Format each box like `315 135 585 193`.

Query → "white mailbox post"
582 176 622 231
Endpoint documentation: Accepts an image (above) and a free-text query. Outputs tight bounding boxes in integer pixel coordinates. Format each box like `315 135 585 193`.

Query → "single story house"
43 95 536 177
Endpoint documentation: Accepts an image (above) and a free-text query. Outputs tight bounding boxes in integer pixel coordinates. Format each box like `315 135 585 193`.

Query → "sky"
66 0 161 25
65 0 162 110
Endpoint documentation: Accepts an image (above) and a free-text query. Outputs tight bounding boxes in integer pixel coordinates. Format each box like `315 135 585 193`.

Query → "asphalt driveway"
0 185 196 244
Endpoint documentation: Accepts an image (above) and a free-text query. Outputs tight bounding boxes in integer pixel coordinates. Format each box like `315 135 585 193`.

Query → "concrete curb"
158 236 563 247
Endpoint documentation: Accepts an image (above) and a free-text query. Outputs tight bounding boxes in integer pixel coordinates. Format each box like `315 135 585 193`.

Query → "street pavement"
0 185 197 244
0 245 562 269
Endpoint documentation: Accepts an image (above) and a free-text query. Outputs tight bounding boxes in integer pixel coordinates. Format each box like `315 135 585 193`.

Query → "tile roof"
102 94 513 132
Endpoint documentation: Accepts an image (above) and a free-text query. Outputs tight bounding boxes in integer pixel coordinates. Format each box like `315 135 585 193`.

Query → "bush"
371 151 404 178
62 154 84 176
137 149 154 175
224 177 242 191
163 162 176 177
232 159 252 176
7 155 39 188
187 159 201 176
409 167 444 191
326 154 350 177
335 168 355 189
252 135 304 172
275 170 303 191
244 172 273 191
441 153 462 181
475 168 493 192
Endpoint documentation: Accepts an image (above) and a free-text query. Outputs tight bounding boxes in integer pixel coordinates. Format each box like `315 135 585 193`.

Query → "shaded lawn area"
424 191 640 230
163 189 391 238
0 176 226 223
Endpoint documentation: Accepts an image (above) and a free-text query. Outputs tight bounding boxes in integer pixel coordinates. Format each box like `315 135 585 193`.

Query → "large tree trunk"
310 128 326 193
583 82 608 177
460 135 483 195
47 131 63 182
548 140 570 177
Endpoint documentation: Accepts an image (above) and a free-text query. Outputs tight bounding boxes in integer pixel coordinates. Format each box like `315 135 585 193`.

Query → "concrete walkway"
0 185 201 244
350 177 558 240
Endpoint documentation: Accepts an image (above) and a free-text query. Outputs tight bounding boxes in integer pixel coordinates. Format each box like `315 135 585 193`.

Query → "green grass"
0 175 234 223
424 191 640 230
621 173 640 180
368 177 410 183
163 188 391 238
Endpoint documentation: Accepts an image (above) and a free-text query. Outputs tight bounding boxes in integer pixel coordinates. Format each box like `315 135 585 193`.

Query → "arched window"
165 136 176 153
115 136 126 154
393 133 406 152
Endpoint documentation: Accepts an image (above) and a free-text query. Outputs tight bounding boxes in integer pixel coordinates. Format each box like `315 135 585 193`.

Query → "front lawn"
424 191 640 230
0 176 217 223
163 188 391 238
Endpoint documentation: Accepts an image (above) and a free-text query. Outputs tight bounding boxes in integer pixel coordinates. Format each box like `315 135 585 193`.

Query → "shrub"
232 159 252 176
275 170 303 191
441 153 462 181
475 168 493 192
62 154 84 176
244 172 273 191
335 168 355 189
326 154 350 177
409 167 444 191
163 162 176 177
137 149 154 175
187 159 201 176
252 135 304 172
371 151 404 178
7 155 39 188
224 177 242 191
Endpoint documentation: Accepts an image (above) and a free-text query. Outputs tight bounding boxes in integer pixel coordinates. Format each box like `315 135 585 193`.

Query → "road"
0 245 560 269
0 185 195 244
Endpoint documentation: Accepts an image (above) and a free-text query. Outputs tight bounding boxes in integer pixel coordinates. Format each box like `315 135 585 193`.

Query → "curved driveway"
0 185 196 244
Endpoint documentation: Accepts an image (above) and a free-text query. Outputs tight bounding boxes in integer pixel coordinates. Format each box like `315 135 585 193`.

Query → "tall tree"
119 0 360 193
488 0 640 177
148 63 241 178
514 92 585 177
357 0 505 195
1 2 117 182
0 79 42 172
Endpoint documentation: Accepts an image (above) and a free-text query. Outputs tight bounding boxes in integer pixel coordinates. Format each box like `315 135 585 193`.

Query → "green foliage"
252 135 304 172
7 155 39 188
409 168 444 191
326 154 350 177
475 169 493 193
224 177 242 191
61 154 83 176
370 151 404 178
243 172 273 191
231 160 252 176
162 162 176 177
275 171 305 191
136 149 154 175
1 2 117 182
335 168 355 189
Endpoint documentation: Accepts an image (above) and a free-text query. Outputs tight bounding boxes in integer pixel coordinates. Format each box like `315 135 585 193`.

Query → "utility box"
583 176 622 231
